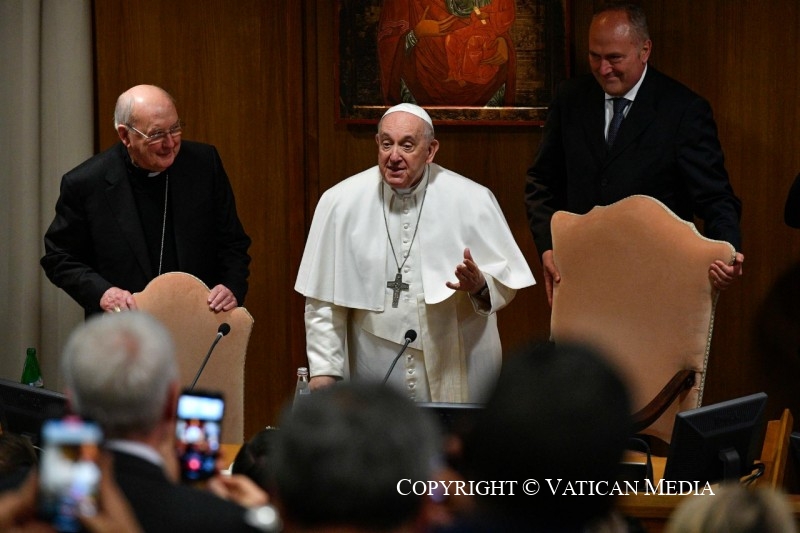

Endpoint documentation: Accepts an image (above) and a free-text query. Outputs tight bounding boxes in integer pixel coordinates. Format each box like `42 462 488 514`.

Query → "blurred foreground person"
60 311 260 532
666 483 797 533
460 341 634 532
272 382 442 532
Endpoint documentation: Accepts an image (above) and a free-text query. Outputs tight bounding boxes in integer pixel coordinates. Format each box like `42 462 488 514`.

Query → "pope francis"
295 103 535 402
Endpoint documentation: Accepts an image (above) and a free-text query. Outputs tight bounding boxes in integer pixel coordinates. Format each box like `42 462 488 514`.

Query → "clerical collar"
124 152 165 179
390 168 429 197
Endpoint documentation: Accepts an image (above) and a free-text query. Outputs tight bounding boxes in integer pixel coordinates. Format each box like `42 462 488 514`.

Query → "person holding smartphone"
0 451 143 533
59 311 262 533
174 391 224 483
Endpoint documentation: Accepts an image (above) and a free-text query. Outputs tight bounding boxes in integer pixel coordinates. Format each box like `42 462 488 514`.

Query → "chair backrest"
134 272 254 443
550 195 736 443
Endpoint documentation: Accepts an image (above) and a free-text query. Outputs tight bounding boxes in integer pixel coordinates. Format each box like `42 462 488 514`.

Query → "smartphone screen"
38 417 103 533
175 389 224 482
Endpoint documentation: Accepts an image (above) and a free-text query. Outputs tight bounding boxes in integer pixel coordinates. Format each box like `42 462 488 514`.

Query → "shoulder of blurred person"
0 433 39 492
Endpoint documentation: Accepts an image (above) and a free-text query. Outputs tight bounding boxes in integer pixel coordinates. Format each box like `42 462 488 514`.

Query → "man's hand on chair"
709 252 744 290
542 250 561 307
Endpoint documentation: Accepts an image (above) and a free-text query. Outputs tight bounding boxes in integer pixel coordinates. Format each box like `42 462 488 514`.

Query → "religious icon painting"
336 0 571 125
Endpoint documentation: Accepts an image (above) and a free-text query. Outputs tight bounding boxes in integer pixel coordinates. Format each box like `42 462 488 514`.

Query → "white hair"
61 311 178 438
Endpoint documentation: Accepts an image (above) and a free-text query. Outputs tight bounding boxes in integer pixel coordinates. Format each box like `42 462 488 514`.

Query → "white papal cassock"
295 163 536 402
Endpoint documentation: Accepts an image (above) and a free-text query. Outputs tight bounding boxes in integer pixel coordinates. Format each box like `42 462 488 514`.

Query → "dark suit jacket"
525 66 742 255
41 141 251 315
112 450 259 533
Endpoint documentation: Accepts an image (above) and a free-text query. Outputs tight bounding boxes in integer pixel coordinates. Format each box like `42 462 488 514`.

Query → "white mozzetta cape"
295 164 535 309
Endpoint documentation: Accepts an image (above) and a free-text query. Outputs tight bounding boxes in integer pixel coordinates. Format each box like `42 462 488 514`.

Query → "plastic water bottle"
293 367 310 409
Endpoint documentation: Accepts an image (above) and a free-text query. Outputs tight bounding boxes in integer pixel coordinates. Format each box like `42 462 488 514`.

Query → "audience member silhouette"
271 382 442 532
60 311 261 533
666 483 797 533
231 427 278 495
207 427 278 510
459 341 634 532
0 432 38 491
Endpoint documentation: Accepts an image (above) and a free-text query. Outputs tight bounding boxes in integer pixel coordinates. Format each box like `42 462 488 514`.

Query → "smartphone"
175 389 224 482
38 417 103 533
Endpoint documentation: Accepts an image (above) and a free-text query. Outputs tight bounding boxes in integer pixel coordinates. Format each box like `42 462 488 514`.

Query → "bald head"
588 5 651 96
115 84 182 172
114 85 176 129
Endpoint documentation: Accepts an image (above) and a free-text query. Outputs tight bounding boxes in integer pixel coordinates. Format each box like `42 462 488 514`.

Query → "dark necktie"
607 97 630 147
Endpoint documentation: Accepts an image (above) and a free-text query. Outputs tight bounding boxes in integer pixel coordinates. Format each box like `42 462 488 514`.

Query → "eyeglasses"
126 121 184 145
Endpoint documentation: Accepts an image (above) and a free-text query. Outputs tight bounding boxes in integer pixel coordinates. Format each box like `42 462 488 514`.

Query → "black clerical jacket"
41 141 251 316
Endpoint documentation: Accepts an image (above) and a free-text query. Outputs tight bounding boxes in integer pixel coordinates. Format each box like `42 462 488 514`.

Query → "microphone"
381 330 418 385
189 323 231 390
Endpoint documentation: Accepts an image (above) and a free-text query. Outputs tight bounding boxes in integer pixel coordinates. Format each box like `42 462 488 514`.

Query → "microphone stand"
382 333 416 385
190 324 230 390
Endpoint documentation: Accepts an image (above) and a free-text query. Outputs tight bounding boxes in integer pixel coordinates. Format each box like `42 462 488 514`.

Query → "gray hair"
421 120 435 143
594 2 650 43
273 382 441 530
113 95 134 130
113 85 176 129
666 484 798 533
61 311 178 438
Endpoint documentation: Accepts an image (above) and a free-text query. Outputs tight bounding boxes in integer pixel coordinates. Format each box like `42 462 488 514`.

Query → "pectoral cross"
387 271 409 308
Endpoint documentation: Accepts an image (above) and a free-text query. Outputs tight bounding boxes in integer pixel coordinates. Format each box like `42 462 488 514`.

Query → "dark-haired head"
462 341 632 530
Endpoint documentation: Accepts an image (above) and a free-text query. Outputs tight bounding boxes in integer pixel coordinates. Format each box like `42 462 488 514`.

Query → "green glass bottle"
21 347 44 387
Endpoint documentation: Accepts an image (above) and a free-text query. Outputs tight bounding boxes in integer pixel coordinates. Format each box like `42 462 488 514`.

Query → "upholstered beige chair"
134 272 254 443
550 195 736 444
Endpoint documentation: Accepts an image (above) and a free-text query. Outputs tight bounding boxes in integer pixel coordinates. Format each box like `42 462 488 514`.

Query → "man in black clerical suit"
41 84 251 316
61 311 261 533
525 3 744 306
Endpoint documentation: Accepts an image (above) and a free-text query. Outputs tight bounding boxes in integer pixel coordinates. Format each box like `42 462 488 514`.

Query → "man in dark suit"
60 311 263 533
525 3 743 305
41 84 251 316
